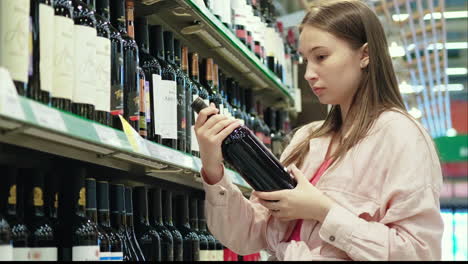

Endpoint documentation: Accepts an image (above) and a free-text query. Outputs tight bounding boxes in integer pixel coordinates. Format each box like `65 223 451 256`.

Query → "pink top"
287 158 333 242
201 110 444 261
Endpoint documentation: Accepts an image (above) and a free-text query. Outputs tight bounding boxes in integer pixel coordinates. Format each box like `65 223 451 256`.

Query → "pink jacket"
201 109 444 261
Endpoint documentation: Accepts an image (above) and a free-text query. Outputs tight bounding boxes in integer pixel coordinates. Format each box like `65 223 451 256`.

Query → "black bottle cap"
110 183 125 214
189 199 198 220
191 97 208 114
124 186 133 215
133 186 148 220
149 25 164 58
85 178 97 210
110 0 125 26
197 199 205 220
96 0 110 17
163 31 175 62
97 181 110 211
135 16 150 53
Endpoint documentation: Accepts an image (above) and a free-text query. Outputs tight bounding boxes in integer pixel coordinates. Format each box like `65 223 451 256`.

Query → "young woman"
194 0 444 260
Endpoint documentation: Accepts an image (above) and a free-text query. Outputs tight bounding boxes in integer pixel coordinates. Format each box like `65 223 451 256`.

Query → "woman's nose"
304 65 318 82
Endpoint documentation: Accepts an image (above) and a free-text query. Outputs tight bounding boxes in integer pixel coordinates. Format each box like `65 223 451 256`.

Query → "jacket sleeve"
317 118 444 261
201 122 319 255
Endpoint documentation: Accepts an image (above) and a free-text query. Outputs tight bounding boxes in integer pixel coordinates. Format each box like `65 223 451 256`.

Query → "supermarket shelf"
0 89 252 194
136 0 295 109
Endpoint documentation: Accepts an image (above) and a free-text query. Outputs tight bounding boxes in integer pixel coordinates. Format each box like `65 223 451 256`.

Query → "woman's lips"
312 87 325 95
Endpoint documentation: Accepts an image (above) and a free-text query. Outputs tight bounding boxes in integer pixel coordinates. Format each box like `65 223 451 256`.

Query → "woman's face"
298 25 366 108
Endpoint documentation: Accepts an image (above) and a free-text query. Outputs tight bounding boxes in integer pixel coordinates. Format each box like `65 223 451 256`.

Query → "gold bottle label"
8 184 16 205
33 187 44 206
78 187 86 206
54 192 59 209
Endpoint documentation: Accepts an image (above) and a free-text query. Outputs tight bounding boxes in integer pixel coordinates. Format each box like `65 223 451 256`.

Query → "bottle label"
29 247 57 261
157 80 177 140
54 192 59 209
73 25 97 105
151 74 162 134
33 187 44 206
8 184 16 205
13 247 29 261
139 72 147 136
0 0 30 83
144 81 151 123
39 3 54 93
52 15 74 100
0 245 13 261
199 250 210 261
72 245 100 261
177 83 186 136
218 250 224 261
78 187 86 206
99 251 111 261
95 36 111 112
109 252 123 261
191 95 200 152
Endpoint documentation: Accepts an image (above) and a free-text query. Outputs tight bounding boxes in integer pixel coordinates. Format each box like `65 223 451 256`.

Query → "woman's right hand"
194 103 242 184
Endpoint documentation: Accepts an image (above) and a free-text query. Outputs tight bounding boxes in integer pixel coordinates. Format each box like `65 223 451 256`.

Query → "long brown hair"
283 0 408 169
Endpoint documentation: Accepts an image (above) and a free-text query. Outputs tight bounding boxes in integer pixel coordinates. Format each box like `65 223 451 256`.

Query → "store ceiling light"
389 41 405 57
392 11 468 22
399 82 464 94
408 107 423 119
446 68 468 76
433 84 464 92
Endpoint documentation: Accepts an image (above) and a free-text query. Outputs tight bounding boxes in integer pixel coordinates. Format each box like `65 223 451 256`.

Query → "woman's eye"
317 55 327 61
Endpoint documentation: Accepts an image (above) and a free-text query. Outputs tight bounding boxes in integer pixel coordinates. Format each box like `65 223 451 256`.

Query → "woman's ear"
360 43 369 68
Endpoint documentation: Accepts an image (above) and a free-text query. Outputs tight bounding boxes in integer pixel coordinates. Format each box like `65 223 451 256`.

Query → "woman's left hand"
253 165 335 223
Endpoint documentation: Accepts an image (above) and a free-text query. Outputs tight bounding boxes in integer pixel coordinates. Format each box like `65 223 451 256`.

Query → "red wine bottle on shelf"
133 187 161 261
173 195 200 261
71 0 97 120
148 188 174 261
189 199 209 261
197 199 216 260
25 170 57 261
51 0 74 112
85 178 111 261
124 187 145 261
0 166 14 261
192 98 296 191
161 190 183 261
96 181 124 261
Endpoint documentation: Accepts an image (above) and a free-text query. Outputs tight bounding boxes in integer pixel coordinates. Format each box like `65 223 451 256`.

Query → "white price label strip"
92 123 122 148
0 68 25 120
30 101 67 132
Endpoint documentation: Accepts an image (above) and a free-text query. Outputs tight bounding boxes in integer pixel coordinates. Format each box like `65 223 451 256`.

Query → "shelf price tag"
0 68 25 121
30 101 67 133
118 115 150 156
92 123 122 148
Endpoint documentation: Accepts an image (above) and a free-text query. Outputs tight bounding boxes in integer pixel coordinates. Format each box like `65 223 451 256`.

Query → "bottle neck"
126 213 134 228
125 0 135 39
86 209 98 223
98 210 111 227
199 219 207 232
96 0 110 21
181 47 189 75
110 0 127 34
111 211 126 229
190 218 198 231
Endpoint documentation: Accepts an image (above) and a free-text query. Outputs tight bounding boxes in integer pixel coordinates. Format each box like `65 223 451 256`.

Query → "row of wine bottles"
0 165 244 261
192 0 301 89
0 0 292 157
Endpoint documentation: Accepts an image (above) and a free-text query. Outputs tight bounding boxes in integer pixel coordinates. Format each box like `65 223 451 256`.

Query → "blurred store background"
276 0 467 261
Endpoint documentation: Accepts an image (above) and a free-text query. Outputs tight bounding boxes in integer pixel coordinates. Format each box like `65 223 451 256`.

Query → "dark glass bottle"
25 170 57 261
45 171 60 234
135 17 162 143
133 187 161 261
98 0 124 130
188 52 202 157
124 187 145 261
0 0 29 96
198 199 216 260
173 38 187 152
149 25 178 149
148 188 174 261
182 46 193 154
71 0 97 120
137 66 148 138
162 190 183 261
210 63 224 113
199 58 215 106
58 167 99 261
0 166 14 261
110 0 139 130
5 168 30 261
190 199 209 261
85 178 111 261
86 0 112 126
110 183 137 261
173 195 200 261
51 0 74 112
28 0 53 104
192 98 296 191
96 181 123 261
